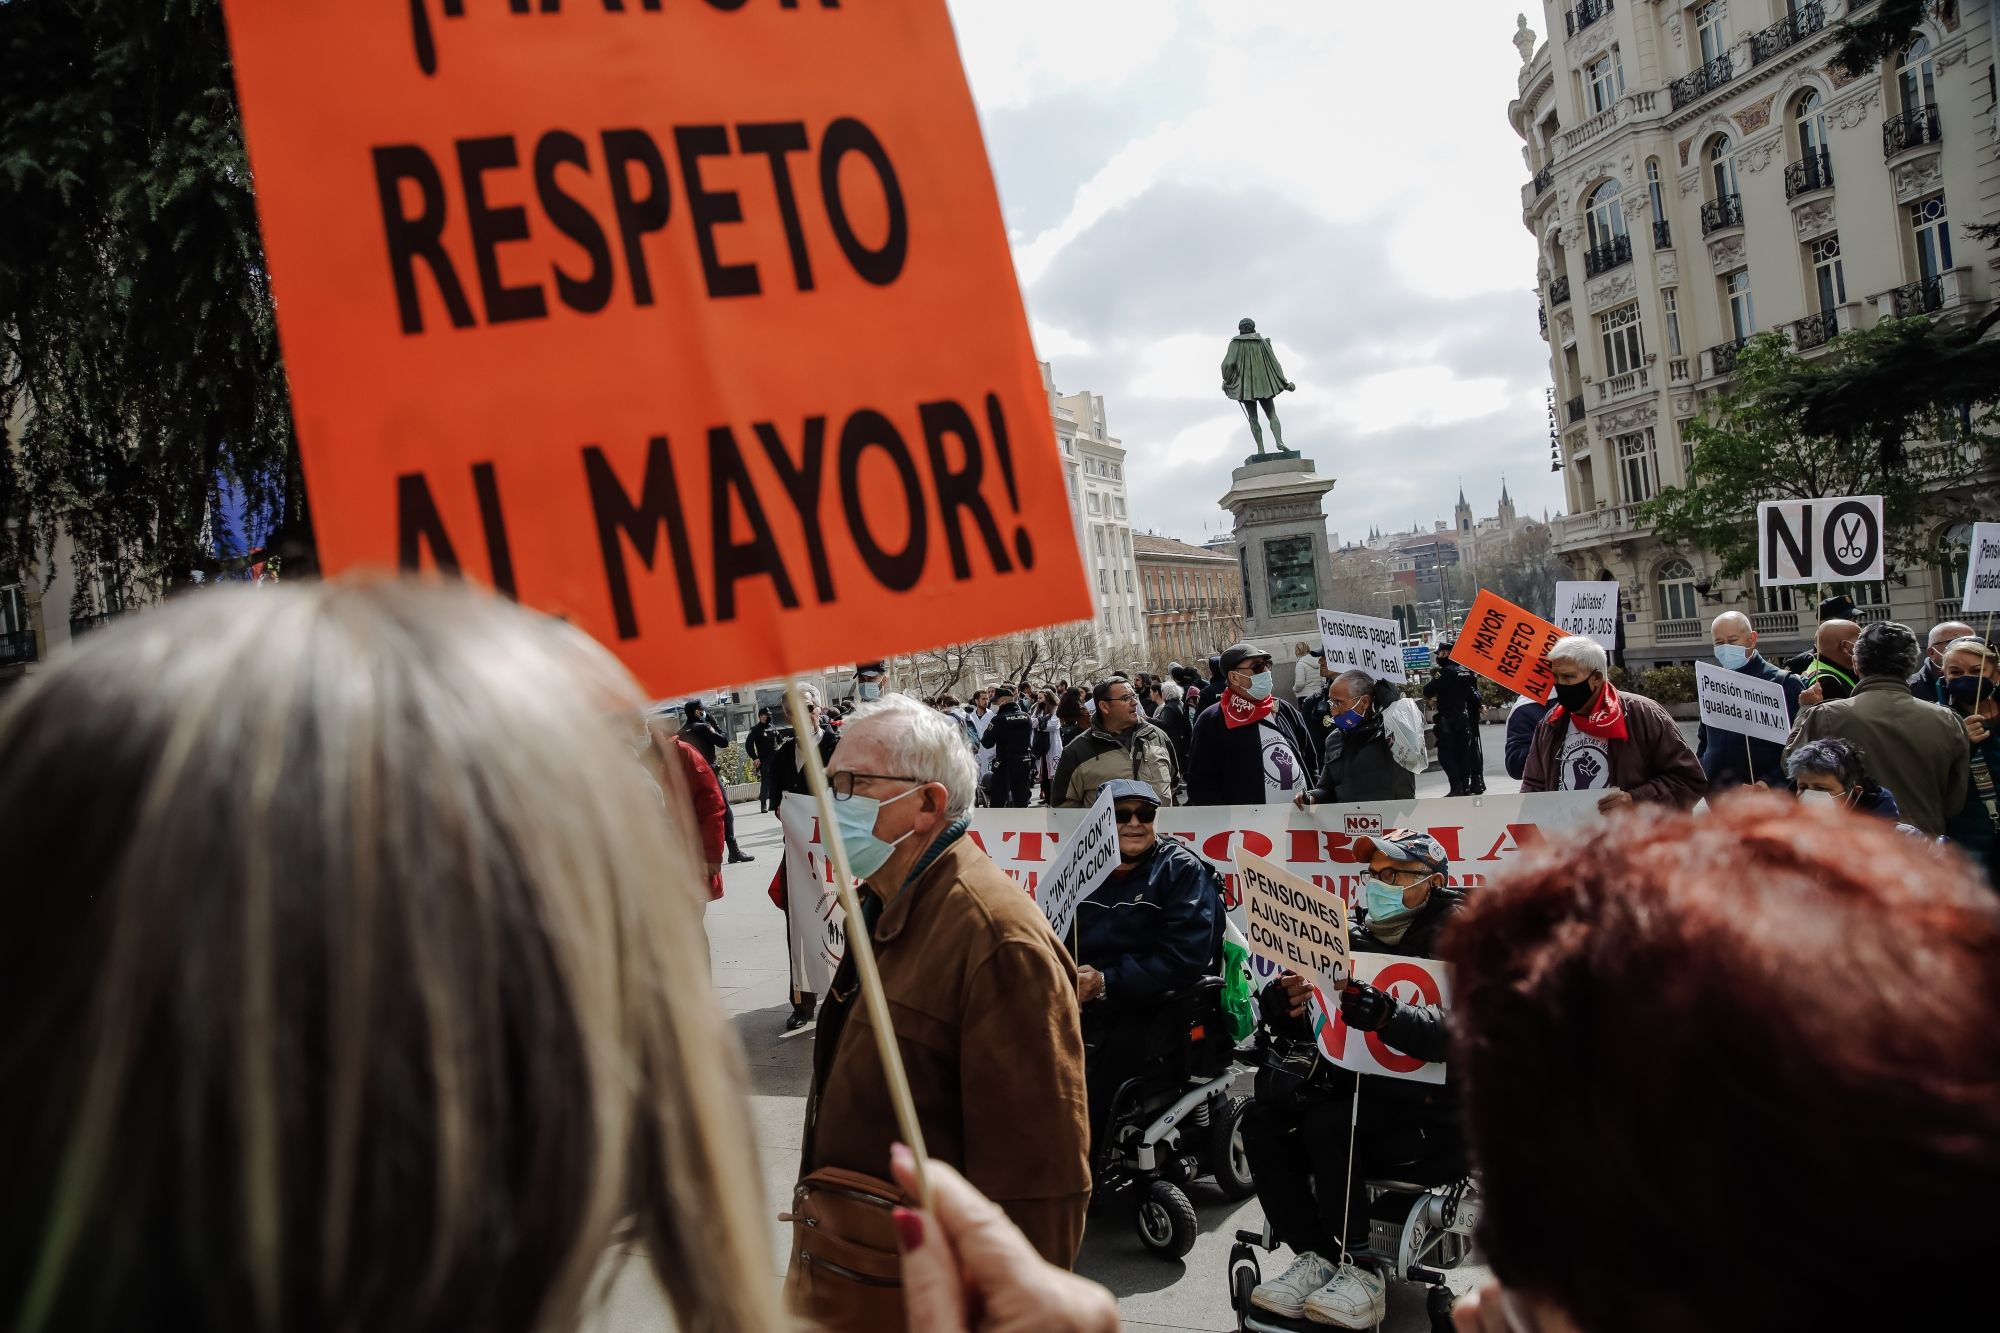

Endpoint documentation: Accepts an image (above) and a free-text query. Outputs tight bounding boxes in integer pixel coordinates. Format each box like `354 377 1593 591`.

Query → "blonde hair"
0 580 781 1333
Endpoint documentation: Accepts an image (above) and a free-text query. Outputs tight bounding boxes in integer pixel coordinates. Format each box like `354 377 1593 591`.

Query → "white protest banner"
1233 850 1350 991
1305 952 1451 1084
1318 608 1408 684
777 800 853 999
1554 581 1620 651
1694 660 1792 745
782 792 1604 992
1037 787 1119 942
1757 496 1884 587
1963 522 2000 616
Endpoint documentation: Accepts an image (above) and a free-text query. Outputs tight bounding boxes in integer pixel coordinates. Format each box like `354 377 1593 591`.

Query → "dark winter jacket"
1156 697 1196 773
1943 730 1999 884
1504 699 1548 780
1186 697 1320 806
1521 689 1707 808
680 713 731 767
768 720 840 811
980 701 1036 766
1423 662 1484 727
1306 715 1414 804
1050 720 1184 807
1076 837 1225 1018
1697 653 1805 790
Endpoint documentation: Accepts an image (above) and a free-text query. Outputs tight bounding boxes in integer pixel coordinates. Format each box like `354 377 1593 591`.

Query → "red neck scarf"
1547 681 1628 741
1221 690 1276 730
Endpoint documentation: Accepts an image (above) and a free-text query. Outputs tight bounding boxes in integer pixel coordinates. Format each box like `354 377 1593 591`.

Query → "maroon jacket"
1520 689 1707 809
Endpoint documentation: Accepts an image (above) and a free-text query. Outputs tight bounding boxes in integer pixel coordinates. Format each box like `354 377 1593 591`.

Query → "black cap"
992 682 1017 700
1818 594 1856 621
855 660 886 678
1218 642 1271 674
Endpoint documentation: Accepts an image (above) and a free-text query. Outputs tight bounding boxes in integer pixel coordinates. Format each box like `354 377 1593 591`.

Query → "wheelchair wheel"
1134 1179 1199 1259
1229 1252 1259 1324
1205 1095 1257 1202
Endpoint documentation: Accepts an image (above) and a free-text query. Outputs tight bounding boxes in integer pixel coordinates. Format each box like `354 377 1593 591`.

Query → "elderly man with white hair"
795 691 1090 1303
1696 609 1805 791
1521 635 1707 812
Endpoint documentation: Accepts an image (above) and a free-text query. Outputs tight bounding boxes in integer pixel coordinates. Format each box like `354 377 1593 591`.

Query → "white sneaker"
1250 1250 1339 1319
1302 1263 1387 1328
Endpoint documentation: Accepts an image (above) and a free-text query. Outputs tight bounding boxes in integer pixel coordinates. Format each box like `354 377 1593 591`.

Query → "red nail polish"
893 1207 924 1253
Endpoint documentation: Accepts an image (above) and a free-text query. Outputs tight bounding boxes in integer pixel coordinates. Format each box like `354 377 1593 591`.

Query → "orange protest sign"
1456 590 1568 703
220 1 1088 698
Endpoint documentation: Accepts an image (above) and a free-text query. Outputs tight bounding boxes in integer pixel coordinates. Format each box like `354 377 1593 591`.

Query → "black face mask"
1552 678 1597 714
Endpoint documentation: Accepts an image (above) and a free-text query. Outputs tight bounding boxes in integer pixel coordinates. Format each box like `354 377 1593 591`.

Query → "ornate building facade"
1510 1 1996 671
1134 533 1246 666
1044 362 1148 668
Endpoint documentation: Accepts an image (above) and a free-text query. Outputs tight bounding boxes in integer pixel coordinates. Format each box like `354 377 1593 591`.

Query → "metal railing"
1793 310 1838 350
1882 104 1942 158
1565 0 1613 37
1565 394 1586 423
1538 303 1548 336
1709 337 1752 376
1752 611 1800 637
1655 619 1702 642
1936 597 1963 620
1752 1 1825 63
1550 276 1572 306
1599 367 1651 402
1670 54 1734 110
1653 219 1672 250
1784 147 1833 198
1853 604 1893 624
1583 233 1633 277
1532 163 1555 195
0 627 36 667
1889 276 1944 316
69 611 121 638
1700 193 1745 235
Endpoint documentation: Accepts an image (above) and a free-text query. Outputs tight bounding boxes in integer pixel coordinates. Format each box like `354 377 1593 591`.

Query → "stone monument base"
1219 455 1338 706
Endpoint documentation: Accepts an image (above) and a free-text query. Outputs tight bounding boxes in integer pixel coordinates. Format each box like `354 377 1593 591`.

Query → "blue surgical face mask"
1331 705 1365 732
1247 670 1274 702
1362 875 1417 927
832 785 922 880
859 682 882 703
1715 643 1750 670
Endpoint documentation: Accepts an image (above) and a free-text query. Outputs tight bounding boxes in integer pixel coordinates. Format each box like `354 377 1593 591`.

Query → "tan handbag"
783 1166 908 1331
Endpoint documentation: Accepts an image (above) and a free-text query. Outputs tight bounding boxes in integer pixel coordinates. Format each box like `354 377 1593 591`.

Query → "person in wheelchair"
1241 829 1465 1330
1075 778 1226 1161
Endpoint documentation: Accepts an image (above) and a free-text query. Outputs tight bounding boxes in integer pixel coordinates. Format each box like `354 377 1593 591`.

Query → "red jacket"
670 735 728 900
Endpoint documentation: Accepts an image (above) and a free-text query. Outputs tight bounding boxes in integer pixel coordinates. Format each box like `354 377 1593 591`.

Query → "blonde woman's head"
0 580 779 1333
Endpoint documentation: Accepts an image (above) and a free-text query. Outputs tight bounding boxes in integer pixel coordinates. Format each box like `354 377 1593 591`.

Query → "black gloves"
1339 981 1397 1032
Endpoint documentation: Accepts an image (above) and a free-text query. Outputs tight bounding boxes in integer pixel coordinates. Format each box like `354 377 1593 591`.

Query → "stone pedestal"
1219 455 1337 704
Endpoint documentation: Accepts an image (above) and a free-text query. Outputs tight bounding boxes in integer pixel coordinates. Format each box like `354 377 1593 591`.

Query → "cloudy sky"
945 0 1561 547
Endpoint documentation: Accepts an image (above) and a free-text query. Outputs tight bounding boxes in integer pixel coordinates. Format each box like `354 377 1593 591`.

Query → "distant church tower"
1454 484 1473 535
1496 477 1516 529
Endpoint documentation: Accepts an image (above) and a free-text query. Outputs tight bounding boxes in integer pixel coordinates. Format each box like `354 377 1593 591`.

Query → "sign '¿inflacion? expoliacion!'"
221 0 1089 697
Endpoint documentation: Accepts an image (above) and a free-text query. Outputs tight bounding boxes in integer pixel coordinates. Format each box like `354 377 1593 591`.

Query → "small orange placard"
1456 590 1567 703
220 0 1088 697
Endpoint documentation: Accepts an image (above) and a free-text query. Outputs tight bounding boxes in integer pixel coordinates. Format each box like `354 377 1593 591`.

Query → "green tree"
0 0 304 609
1639 330 1996 578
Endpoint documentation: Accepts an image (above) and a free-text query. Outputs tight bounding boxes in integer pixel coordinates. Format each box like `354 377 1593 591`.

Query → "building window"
1646 157 1667 226
1111 464 1122 481
1938 522 1973 600
1897 36 1937 115
1723 269 1756 341
1696 0 1727 66
0 583 25 636
1657 558 1699 622
1756 581 1798 615
1585 48 1625 114
1795 90 1829 162
1809 234 1846 312
1114 497 1126 519
1910 195 1952 280
1677 418 1696 475
1598 301 1645 376
1587 180 1628 249
1709 134 1739 201
1098 568 1109 593
1617 428 1659 505
1125 569 1135 594
1662 286 1683 356
1087 491 1101 514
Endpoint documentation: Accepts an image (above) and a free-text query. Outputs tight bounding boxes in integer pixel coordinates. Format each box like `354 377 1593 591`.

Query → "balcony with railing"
1669 356 1691 382
1532 163 1555 196
1549 275 1572 307
1885 276 1944 316
1700 193 1745 235
1793 310 1838 350
69 611 123 638
1882 104 1942 159
1655 619 1703 643
1936 597 1963 621
1653 219 1672 250
1565 394 1586 423
1583 233 1633 278
1784 147 1833 199
1751 611 1800 637
1706 336 1751 378
0 627 37 668
1565 0 1612 37
1538 302 1548 337
1597 366 1651 404
1752 1 1825 63
1670 54 1734 110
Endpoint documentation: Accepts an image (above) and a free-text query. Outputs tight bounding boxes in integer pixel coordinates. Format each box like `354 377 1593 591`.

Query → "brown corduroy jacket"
800 830 1091 1267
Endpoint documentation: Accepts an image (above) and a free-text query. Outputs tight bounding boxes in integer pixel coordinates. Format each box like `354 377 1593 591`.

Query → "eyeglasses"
1102 692 1138 705
1115 805 1157 825
827 771 921 801
1372 864 1433 885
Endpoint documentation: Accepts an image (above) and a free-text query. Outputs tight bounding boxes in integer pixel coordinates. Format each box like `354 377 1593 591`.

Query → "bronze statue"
1221 317 1295 456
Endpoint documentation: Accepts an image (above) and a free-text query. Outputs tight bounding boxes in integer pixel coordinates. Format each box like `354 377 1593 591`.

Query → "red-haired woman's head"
1443 792 2000 1333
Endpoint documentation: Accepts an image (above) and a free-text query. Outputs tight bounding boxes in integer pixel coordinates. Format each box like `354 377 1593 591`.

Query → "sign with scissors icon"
1758 496 1884 588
